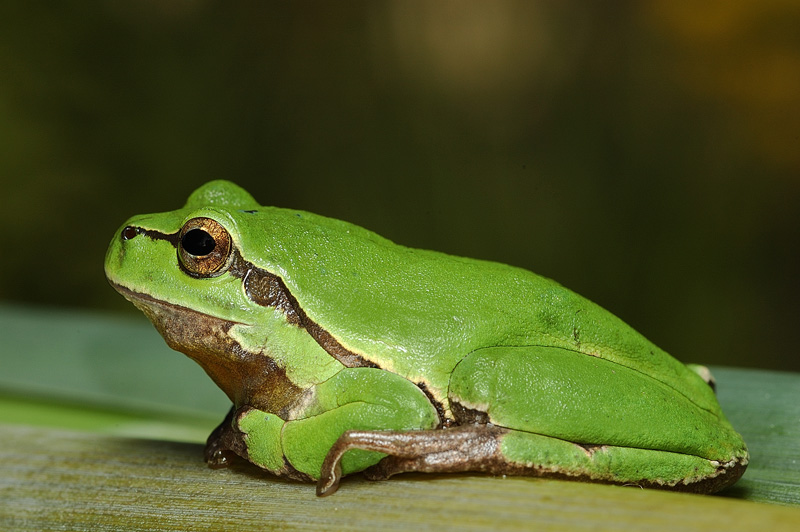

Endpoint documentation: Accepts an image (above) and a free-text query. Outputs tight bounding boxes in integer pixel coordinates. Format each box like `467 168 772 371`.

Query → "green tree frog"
105 180 748 496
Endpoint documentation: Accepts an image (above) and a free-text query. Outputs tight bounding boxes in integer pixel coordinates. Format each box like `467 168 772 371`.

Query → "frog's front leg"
210 367 440 486
204 406 244 468
202 405 311 480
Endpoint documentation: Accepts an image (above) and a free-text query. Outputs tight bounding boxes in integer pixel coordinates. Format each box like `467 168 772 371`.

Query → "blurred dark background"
1 1 798 371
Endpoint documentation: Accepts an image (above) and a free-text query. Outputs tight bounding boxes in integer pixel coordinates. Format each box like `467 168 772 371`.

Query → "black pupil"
182 229 216 256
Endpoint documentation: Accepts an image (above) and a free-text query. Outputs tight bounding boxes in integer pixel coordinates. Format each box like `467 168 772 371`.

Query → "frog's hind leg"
319 345 747 496
317 424 511 495
443 345 747 494
319 424 745 497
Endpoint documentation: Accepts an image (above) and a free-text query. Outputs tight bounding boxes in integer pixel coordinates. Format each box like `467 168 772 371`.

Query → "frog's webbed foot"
316 425 508 496
204 406 247 469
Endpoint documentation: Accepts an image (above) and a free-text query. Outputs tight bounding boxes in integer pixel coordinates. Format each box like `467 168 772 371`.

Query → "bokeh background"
1 1 798 371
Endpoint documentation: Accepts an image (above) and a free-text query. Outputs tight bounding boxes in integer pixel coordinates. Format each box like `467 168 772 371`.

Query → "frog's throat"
111 283 302 415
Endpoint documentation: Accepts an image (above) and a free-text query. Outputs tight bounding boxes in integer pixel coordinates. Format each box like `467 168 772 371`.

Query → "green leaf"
713 367 800 506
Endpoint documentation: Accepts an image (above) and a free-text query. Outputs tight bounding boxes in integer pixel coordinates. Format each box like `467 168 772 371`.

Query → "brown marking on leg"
317 425 509 496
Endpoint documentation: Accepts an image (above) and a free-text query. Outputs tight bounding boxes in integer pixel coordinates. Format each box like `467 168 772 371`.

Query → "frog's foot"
204 406 247 468
317 425 508 496
316 424 749 497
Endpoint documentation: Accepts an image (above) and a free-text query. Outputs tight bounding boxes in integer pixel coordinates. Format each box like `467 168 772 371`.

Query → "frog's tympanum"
105 181 748 496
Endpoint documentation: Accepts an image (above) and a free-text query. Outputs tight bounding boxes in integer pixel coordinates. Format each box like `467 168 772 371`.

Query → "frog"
104 180 748 496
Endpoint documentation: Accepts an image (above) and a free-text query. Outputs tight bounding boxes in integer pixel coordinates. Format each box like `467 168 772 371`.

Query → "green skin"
105 180 748 496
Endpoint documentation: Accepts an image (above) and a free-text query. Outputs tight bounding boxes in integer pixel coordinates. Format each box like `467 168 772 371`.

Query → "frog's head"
104 180 311 412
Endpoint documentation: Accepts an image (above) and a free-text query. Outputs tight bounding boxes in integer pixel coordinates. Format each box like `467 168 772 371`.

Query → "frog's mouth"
109 281 244 352
108 281 303 415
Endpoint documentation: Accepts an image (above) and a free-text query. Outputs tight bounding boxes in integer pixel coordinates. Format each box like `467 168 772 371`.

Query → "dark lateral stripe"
128 226 446 424
229 250 379 370
138 227 180 247
231 251 453 423
128 224 380 369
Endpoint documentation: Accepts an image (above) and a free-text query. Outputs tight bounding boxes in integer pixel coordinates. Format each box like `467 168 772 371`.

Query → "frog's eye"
178 217 232 277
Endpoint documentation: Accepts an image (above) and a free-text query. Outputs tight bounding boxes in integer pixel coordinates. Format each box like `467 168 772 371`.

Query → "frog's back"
240 206 720 415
